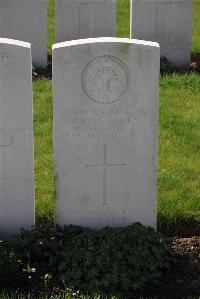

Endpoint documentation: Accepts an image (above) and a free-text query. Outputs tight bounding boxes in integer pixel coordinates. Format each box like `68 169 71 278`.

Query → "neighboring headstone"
131 0 193 69
53 37 160 229
0 0 47 68
0 38 34 238
56 0 116 42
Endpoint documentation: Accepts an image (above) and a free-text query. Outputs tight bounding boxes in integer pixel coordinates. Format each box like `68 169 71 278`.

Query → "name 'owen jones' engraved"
86 144 126 205
68 108 135 140
82 55 131 104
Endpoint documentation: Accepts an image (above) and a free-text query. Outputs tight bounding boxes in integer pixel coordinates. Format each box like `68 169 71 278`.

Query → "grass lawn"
34 0 200 227
158 74 200 227
33 81 54 224
193 0 200 53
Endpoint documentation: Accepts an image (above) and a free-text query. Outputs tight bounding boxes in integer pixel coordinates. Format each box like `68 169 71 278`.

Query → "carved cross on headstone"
86 144 126 205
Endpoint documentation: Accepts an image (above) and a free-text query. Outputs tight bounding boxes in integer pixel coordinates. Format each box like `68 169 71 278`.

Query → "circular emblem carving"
82 55 131 104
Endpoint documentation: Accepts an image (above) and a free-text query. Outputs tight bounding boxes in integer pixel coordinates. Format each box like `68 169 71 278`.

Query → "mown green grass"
35 0 200 226
193 0 200 53
48 0 55 54
33 81 54 224
116 0 130 37
158 74 200 226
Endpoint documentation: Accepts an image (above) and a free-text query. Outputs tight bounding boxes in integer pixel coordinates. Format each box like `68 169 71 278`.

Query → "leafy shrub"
160 56 175 75
59 224 176 297
14 226 64 288
14 224 177 298
0 241 21 288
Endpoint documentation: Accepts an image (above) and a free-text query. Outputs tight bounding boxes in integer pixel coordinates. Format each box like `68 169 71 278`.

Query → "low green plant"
160 57 176 75
0 241 22 288
0 290 116 299
59 224 176 298
14 224 177 298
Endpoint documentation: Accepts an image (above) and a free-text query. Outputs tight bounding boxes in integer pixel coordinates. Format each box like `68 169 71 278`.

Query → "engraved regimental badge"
82 55 131 104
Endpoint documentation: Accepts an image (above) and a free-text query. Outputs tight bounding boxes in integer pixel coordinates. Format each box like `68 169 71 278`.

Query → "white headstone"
53 37 160 229
131 0 193 69
56 0 116 43
0 0 47 68
0 38 34 238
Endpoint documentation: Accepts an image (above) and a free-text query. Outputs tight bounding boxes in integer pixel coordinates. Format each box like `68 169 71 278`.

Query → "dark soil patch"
191 53 200 71
32 65 52 80
159 223 200 238
153 237 200 298
32 55 52 80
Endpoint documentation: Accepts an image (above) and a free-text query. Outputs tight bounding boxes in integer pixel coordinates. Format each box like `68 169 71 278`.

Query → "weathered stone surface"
131 0 193 68
0 38 34 238
0 0 47 68
53 37 160 229
56 0 116 42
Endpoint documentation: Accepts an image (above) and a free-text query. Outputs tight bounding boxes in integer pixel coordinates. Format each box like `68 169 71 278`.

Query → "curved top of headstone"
0 37 30 48
52 37 160 50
